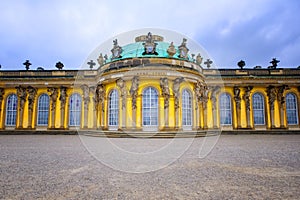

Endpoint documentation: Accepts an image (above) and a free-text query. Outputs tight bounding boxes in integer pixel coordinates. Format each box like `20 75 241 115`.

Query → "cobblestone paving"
0 134 299 199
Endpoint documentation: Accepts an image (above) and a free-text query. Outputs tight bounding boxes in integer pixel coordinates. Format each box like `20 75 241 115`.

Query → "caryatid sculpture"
160 77 170 109
173 77 184 109
130 76 139 110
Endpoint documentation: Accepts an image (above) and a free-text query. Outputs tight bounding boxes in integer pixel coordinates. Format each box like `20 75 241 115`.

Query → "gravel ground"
0 134 299 199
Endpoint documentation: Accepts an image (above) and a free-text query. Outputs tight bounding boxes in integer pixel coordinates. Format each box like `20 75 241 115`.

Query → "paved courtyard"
0 134 299 199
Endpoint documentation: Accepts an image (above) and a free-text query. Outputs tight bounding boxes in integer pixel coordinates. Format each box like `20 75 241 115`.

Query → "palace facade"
0 32 299 134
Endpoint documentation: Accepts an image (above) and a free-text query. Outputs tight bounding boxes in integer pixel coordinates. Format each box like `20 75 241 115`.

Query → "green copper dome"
106 41 193 63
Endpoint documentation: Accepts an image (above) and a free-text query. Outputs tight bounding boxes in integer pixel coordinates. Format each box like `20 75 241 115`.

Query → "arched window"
182 89 192 126
219 93 232 125
286 93 298 125
252 93 265 125
108 90 119 126
5 94 18 126
37 94 49 126
69 93 82 126
142 87 158 126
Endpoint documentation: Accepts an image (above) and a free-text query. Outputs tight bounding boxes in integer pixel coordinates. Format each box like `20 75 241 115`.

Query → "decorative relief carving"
233 86 241 109
178 38 189 59
111 39 123 59
173 77 184 109
210 86 220 110
59 86 67 110
0 88 4 112
266 85 276 110
96 84 105 112
81 85 90 107
194 81 208 109
167 42 176 57
0 88 4 102
243 86 253 111
16 85 27 111
27 86 37 111
142 32 158 55
130 76 139 110
160 77 170 109
47 87 58 111
116 78 127 109
277 85 289 106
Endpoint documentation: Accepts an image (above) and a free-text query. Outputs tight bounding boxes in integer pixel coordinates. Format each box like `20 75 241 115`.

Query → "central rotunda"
74 31 217 133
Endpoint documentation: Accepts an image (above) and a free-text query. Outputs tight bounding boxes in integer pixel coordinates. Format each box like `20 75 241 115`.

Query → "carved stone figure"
167 42 176 57
243 86 253 111
116 78 127 109
204 59 213 69
194 81 201 103
210 86 220 110
233 86 241 109
55 62 64 70
23 60 31 70
27 86 37 111
59 86 67 110
0 88 4 112
201 83 209 110
178 38 189 59
47 87 58 111
277 85 289 106
266 85 277 110
0 88 4 102
111 39 123 59
142 32 158 55
196 53 203 65
173 77 184 109
96 84 105 111
81 85 90 105
160 78 170 109
130 76 139 110
87 60 96 70
97 53 104 66
268 58 280 69
237 60 246 69
16 85 27 111
194 81 209 109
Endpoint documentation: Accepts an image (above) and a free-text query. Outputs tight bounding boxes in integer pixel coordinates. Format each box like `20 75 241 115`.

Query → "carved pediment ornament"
178 38 189 59
111 39 123 59
142 32 158 55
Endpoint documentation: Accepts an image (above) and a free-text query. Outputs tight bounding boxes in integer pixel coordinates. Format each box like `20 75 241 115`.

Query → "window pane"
219 93 232 125
182 89 192 126
108 90 119 126
252 93 265 125
142 87 158 126
69 94 82 126
37 94 49 126
5 94 18 126
286 93 298 125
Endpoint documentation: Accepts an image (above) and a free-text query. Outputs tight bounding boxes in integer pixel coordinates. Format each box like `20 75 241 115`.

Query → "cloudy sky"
0 0 299 70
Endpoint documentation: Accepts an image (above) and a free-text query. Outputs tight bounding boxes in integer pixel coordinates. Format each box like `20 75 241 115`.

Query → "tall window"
69 93 81 126
182 89 192 126
37 94 49 126
252 93 265 125
286 93 298 125
108 90 119 126
142 87 158 126
219 93 232 125
5 94 18 126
